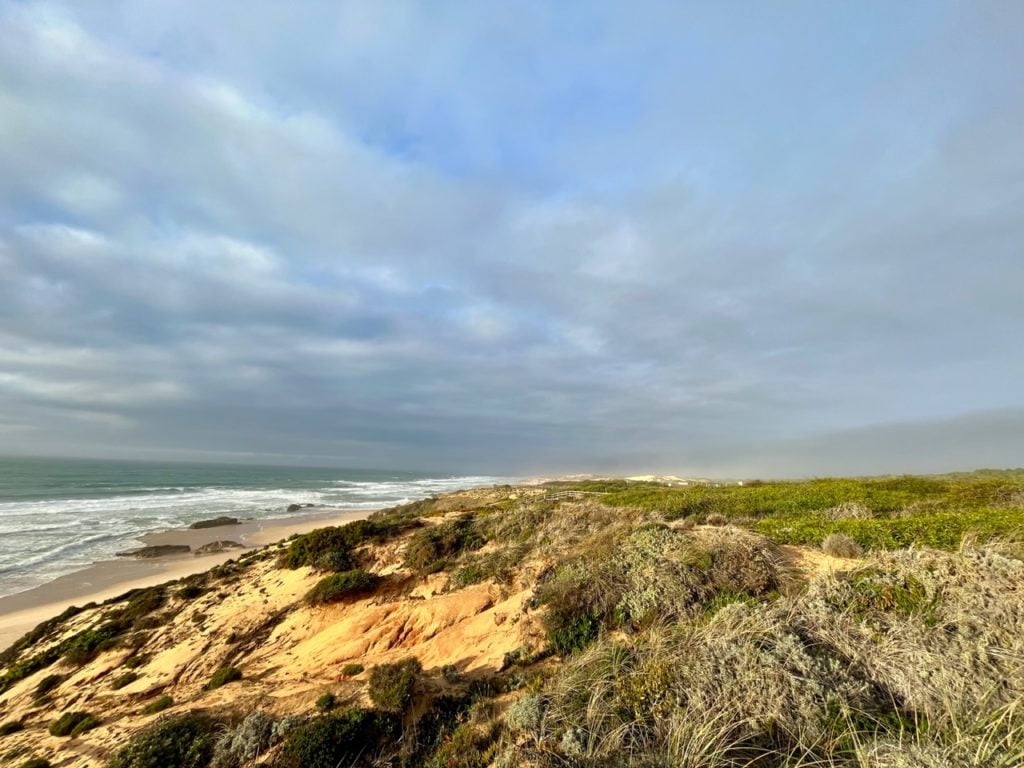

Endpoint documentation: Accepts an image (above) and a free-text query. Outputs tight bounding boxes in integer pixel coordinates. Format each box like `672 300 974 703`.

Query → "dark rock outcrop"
194 540 245 556
116 544 191 559
189 516 240 529
286 503 315 513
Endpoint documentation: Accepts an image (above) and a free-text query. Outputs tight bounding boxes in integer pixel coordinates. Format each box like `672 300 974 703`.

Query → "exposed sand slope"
0 509 542 767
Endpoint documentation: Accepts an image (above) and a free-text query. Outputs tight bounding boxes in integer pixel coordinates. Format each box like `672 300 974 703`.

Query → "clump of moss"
142 695 173 715
341 663 364 677
206 666 242 690
20 758 52 768
108 712 215 768
48 711 100 737
304 569 380 605
368 658 422 713
123 653 150 669
177 584 205 600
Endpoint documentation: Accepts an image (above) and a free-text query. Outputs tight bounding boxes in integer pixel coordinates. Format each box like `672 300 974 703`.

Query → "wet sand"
0 506 372 651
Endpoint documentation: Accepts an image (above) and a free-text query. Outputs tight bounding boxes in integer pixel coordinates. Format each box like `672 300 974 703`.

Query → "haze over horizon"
1 2 1022 477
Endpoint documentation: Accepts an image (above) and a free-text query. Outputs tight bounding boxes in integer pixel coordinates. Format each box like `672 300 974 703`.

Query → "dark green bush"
368 658 421 713
49 711 99 737
0 720 24 736
304 569 380 605
62 619 130 665
20 759 51 768
403 515 486 571
279 520 399 570
176 584 205 600
142 695 173 715
205 666 242 690
33 673 64 700
111 671 139 690
275 708 387 768
315 692 336 711
108 712 215 768
123 653 149 669
341 663 364 677
313 550 352 573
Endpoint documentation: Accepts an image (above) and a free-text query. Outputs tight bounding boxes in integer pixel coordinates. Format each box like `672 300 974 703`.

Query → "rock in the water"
116 544 191 559
189 516 240 529
194 540 245 556
286 503 314 513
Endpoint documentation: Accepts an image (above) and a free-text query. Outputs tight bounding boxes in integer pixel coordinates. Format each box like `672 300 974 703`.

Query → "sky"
0 1 1022 477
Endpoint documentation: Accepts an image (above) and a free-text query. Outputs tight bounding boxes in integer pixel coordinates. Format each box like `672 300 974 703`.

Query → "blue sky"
0 1 1022 475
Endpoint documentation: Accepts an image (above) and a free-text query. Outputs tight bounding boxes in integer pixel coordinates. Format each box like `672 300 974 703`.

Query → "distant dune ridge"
1 473 1023 767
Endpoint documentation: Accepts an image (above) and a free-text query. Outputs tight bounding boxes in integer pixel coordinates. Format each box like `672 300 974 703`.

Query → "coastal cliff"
1 476 1023 767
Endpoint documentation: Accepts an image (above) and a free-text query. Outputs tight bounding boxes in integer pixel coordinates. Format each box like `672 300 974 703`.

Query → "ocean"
0 456 502 599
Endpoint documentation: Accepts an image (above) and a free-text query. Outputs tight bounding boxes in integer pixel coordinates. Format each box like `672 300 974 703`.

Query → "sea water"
0 456 501 599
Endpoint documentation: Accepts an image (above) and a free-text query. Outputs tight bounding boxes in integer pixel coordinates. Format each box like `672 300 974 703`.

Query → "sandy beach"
0 506 372 651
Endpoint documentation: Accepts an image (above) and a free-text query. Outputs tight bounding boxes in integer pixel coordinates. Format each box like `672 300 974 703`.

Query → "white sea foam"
0 473 504 599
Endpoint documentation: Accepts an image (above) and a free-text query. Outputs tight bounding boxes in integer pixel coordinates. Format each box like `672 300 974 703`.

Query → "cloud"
0 1 1022 474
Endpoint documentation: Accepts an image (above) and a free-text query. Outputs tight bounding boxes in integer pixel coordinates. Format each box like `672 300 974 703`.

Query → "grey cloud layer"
0 2 1022 474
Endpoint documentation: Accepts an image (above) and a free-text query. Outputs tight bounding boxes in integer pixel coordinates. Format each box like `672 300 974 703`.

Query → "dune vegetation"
0 471 1022 766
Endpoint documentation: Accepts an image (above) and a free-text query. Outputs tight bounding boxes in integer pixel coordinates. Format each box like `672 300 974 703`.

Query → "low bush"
0 720 24 736
123 653 149 669
111 671 139 690
312 550 352 573
210 710 275 768
20 759 51 768
142 695 173 715
33 673 64 700
403 515 486 571
275 708 387 768
341 663 364 677
421 722 495 768
177 584 205 600
822 532 864 558
315 692 336 711
279 519 400 570
368 658 421 713
62 620 129 665
108 712 216 768
48 711 99 737
304 569 380 605
206 666 242 690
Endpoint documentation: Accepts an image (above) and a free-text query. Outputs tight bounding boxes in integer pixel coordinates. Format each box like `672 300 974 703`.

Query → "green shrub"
206 666 242 690
123 653 149 669
142 695 173 715
177 584 205 600
108 712 215 768
315 692 336 711
49 711 99 737
403 515 486 571
304 569 380 605
0 720 24 736
279 520 399 570
422 722 494 768
20 759 51 768
313 550 352 573
368 658 421 713
111 671 139 690
275 708 387 768
33 673 64 700
341 663 364 677
62 620 129 665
